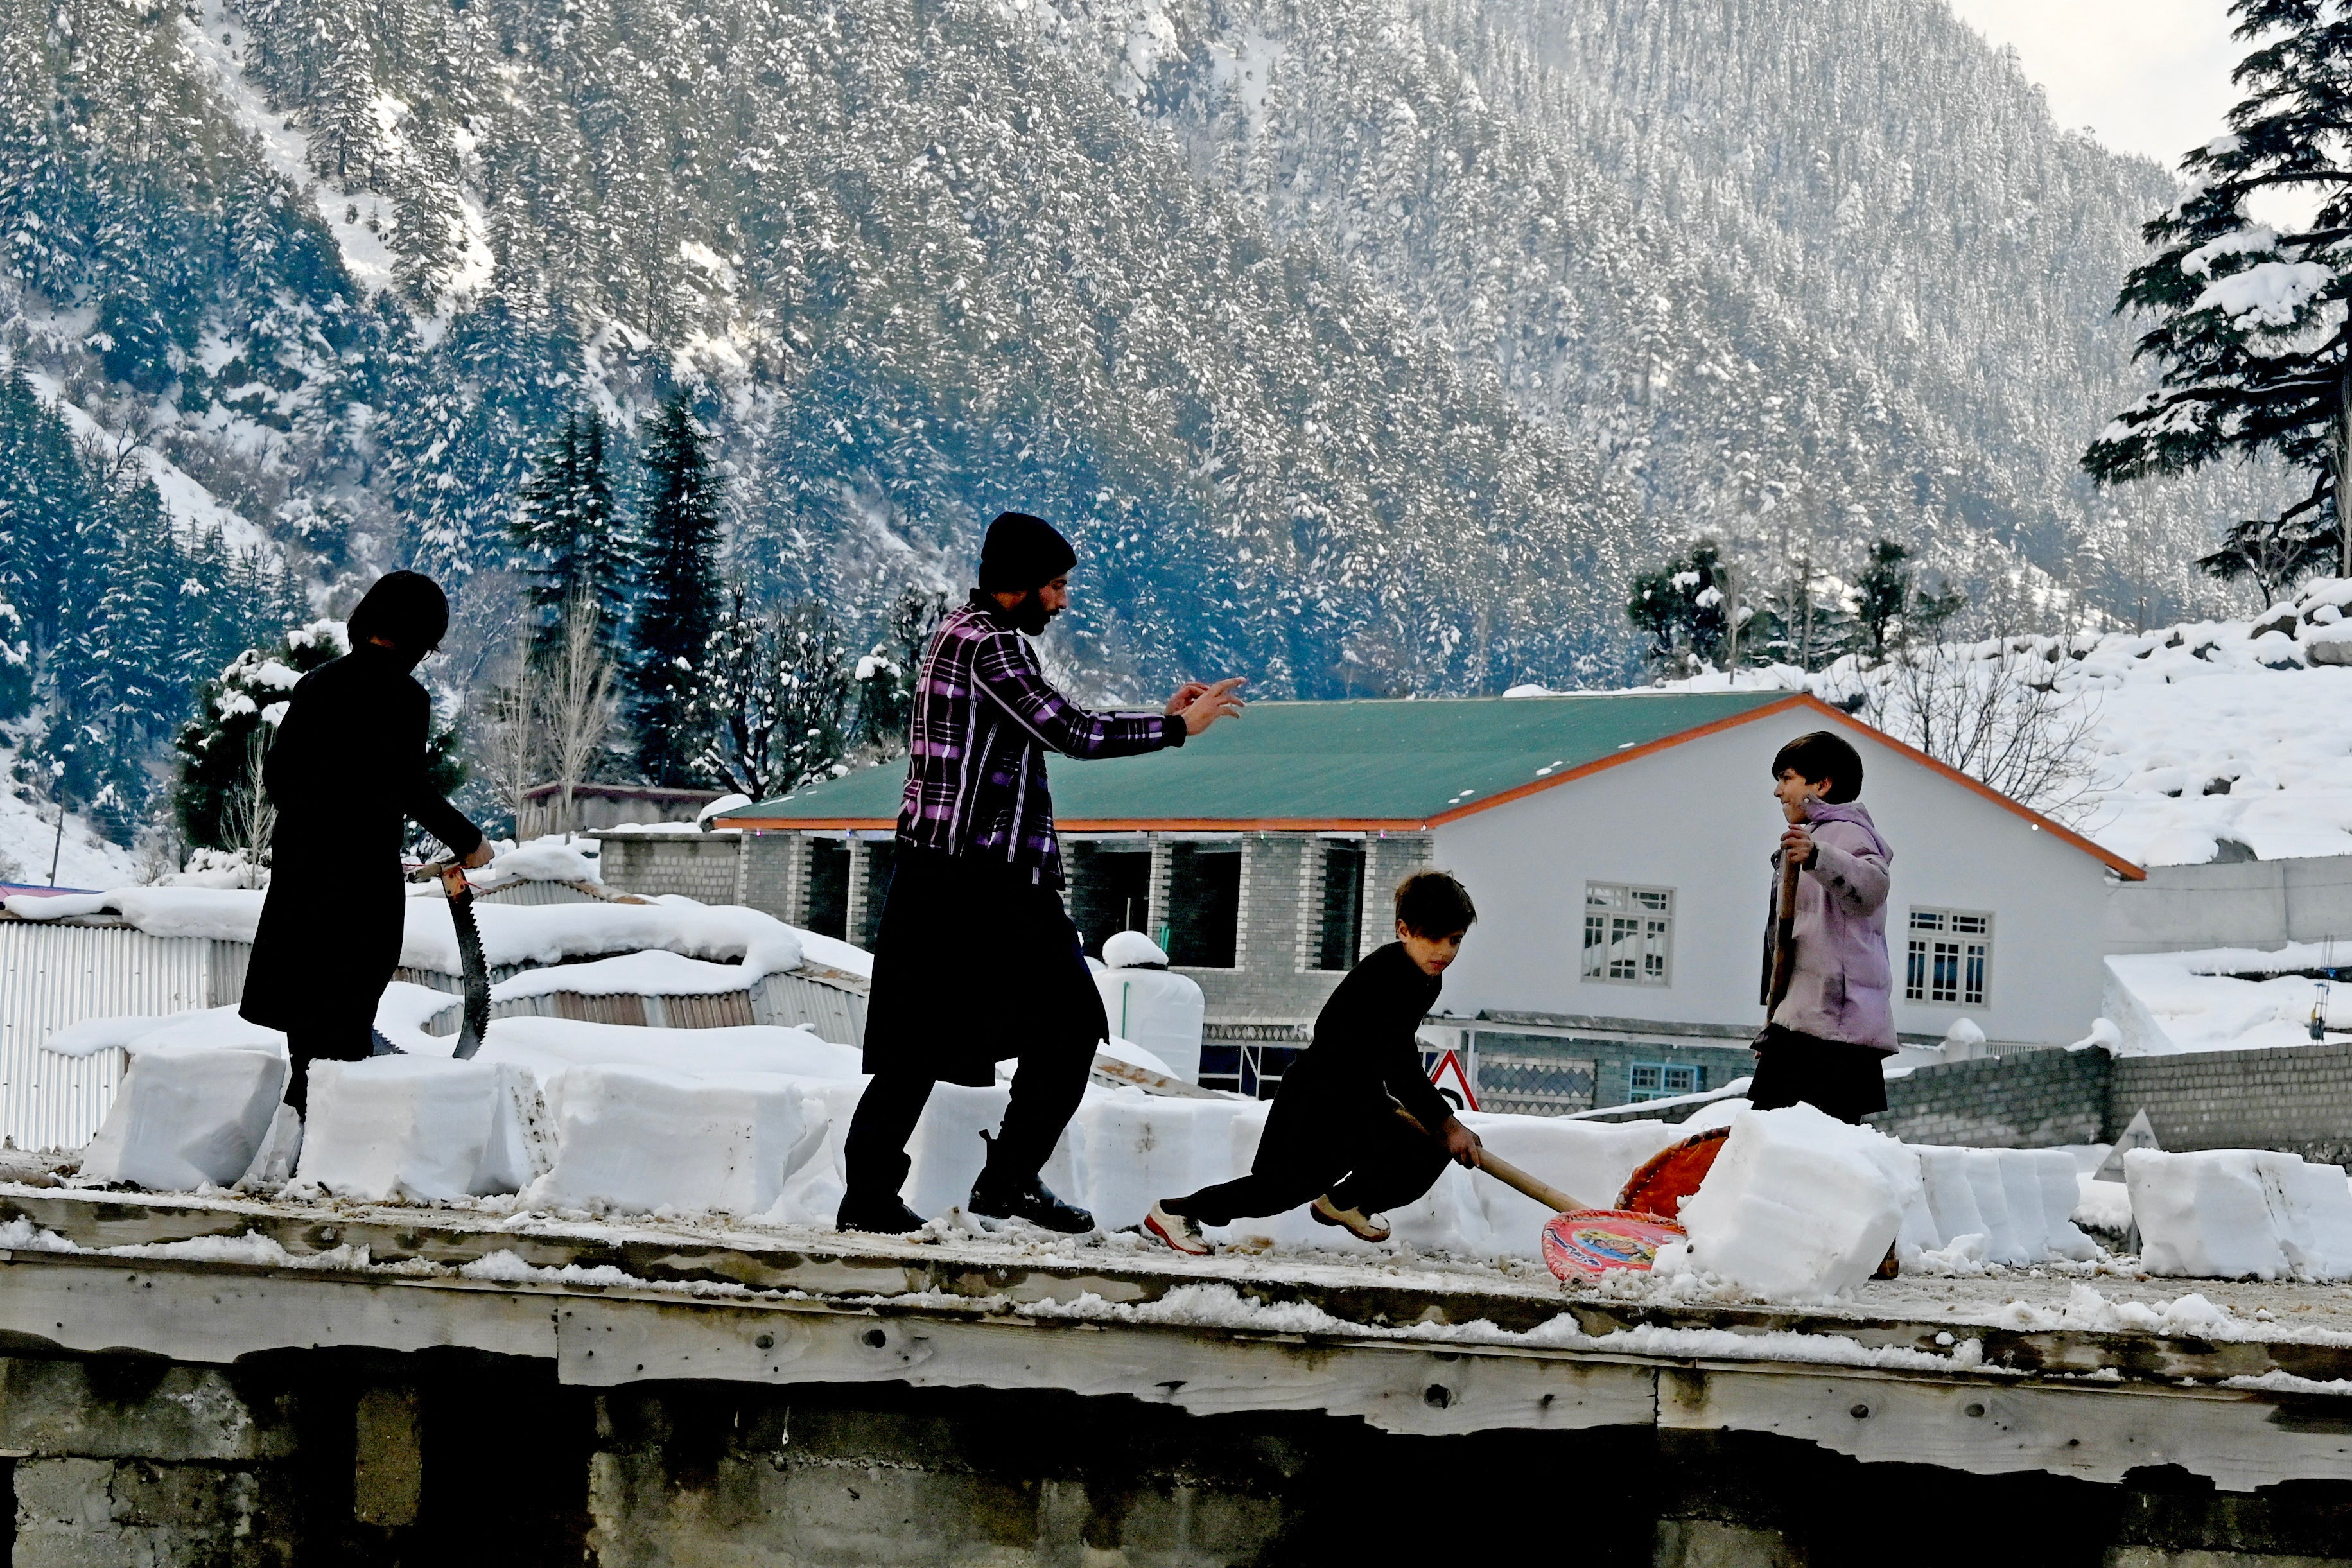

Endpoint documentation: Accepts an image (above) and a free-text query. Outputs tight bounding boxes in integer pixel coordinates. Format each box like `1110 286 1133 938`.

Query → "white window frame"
1581 883 1675 987
1904 908 1992 1008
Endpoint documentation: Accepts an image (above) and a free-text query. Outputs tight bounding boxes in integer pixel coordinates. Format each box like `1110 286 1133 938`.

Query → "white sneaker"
1310 1194 1391 1242
1144 1200 1212 1255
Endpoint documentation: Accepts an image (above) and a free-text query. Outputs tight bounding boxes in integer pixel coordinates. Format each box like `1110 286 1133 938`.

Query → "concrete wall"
1431 713 2118 1047
2104 853 2352 954
3 1346 2349 1565
592 831 745 905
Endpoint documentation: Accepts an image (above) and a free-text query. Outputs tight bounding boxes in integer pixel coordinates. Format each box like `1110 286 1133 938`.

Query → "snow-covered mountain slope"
1659 580 2352 869
0 0 2281 701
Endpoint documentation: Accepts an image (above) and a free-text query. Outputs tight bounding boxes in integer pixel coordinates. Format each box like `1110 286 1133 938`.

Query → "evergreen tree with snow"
512 410 628 669
2086 0 2352 593
1852 540 1965 659
626 392 724 785
1627 541 1743 676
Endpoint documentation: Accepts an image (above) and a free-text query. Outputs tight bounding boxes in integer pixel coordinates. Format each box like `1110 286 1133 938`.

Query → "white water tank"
1093 932 1205 1083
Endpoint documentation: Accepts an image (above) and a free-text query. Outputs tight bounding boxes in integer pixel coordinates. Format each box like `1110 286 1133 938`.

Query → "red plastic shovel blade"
1540 1208 1687 1281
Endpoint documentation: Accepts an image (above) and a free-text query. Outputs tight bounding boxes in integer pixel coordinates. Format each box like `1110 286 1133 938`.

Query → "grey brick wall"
1867 1047 2112 1148
741 831 807 925
593 832 745 904
2111 1041 2352 1165
1577 1038 2352 1162
1181 832 1352 1031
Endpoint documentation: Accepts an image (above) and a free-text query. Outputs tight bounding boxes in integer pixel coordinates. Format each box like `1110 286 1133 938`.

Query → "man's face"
1007 575 1069 635
1397 924 1467 977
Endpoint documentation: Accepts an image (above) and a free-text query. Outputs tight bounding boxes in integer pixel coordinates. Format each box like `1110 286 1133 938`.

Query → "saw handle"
1394 1108 1585 1214
407 857 473 898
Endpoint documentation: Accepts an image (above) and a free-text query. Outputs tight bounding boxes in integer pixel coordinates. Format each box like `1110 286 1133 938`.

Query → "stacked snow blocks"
593 830 745 905
2124 1147 2352 1279
1867 1047 2112 1149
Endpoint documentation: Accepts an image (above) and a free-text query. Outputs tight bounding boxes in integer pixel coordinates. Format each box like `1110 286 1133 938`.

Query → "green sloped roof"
717 690 1804 828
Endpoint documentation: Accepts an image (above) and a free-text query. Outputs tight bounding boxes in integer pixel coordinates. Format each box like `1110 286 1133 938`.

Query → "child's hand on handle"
1442 1115 1484 1168
1779 822 1814 867
1172 677 1248 735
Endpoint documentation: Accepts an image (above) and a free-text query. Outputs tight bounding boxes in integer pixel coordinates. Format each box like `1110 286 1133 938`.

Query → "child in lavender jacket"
1752 729 1895 1125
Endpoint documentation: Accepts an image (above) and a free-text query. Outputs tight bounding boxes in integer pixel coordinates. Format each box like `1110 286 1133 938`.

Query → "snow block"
1996 1149 2051 1262
2252 1152 2352 1282
1065 1093 1258 1233
1093 965 1206 1084
2125 1148 2289 1280
525 1065 811 1216
80 1045 287 1191
297 1058 523 1203
1960 1148 2026 1264
1916 1146 1987 1250
2034 1149 2100 1260
1673 1105 1919 1301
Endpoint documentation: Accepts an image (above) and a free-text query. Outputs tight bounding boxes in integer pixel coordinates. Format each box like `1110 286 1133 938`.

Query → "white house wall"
1430 714 2115 1047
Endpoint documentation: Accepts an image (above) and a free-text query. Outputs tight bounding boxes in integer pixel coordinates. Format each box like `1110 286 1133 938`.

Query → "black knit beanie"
977 512 1076 593
347 570 450 666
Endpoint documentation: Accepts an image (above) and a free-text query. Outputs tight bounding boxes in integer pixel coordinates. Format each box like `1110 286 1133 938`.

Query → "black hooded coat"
238 641 482 1035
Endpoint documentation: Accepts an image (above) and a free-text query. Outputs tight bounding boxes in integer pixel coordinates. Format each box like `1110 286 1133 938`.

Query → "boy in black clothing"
1146 871 1483 1254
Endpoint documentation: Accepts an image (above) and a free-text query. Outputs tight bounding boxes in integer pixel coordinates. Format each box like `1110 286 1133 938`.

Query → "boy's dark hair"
347 570 450 659
1770 730 1863 804
1394 869 1477 937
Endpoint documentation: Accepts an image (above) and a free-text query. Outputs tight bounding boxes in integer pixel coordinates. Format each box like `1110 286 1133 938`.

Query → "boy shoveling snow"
1145 871 1483 1255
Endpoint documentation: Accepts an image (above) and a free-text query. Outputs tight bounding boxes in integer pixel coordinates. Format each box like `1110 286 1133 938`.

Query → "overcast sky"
1944 0 2245 171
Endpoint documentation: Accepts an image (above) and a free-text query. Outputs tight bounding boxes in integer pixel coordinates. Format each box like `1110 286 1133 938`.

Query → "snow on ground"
20 372 272 557
0 754 140 892
1646 578 2352 867
2105 942 2352 1054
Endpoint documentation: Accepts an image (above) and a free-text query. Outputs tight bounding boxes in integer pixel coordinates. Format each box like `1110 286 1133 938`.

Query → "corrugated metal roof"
0 923 218 1150
720 690 1802 828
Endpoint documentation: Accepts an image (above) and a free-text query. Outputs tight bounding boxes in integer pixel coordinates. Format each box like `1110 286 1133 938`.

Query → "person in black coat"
238 572 489 1113
1144 871 1485 1253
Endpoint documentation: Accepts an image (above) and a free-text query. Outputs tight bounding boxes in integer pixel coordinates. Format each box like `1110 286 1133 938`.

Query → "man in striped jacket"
838 512 1246 1235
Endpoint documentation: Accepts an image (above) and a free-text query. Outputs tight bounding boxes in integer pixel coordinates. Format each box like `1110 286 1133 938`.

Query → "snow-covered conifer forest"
0 0 2292 862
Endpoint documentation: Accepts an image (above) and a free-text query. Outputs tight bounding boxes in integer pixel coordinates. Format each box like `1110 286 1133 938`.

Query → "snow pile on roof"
484 840 601 885
491 950 762 1002
1102 930 1169 968
3 886 265 940
402 900 803 977
1658 578 2352 866
44 1005 285 1059
2104 944 2352 1054
2126 1147 2352 1282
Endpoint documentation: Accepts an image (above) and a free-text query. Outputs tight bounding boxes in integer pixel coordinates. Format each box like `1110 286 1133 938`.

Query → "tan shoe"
1144 1201 1212 1256
1310 1194 1391 1242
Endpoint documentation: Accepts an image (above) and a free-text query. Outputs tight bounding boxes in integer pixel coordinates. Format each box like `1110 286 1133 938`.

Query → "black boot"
836 1191 927 1235
968 1133 1095 1234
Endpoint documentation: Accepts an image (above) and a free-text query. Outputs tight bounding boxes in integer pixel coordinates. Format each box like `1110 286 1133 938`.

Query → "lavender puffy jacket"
1763 801 1896 1051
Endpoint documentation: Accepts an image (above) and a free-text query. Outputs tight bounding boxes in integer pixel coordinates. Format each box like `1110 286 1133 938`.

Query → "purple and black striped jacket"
896 594 1185 886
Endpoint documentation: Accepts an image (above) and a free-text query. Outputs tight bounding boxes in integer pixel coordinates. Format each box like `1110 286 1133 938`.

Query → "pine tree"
848 586 946 761
512 410 627 668
1852 540 1965 659
1626 541 1742 677
627 393 724 785
2084 0 2352 595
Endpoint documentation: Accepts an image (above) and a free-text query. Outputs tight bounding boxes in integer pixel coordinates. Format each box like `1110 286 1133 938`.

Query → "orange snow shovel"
1394 1108 1715 1281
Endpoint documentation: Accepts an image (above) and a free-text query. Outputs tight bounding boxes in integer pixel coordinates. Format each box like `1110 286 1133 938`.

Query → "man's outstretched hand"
1170 676 1247 735
1442 1116 1485 1169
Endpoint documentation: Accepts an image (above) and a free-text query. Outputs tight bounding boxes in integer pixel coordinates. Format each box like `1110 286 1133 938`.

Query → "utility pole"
2337 359 2352 580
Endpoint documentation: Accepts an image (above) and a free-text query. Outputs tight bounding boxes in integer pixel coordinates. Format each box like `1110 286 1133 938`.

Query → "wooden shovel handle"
1765 852 1802 1016
1394 1108 1585 1214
